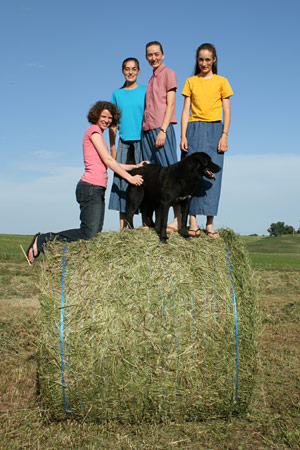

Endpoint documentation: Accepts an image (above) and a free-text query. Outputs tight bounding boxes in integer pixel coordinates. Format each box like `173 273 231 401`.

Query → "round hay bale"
37 229 258 423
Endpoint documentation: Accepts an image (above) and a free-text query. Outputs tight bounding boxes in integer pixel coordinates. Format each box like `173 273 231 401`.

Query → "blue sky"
1 0 299 236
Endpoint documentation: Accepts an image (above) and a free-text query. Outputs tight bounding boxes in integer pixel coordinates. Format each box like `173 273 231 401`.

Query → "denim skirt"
108 139 142 213
142 124 178 167
182 121 224 216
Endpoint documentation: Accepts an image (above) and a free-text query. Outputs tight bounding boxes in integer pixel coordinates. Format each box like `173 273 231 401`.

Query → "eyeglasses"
123 67 139 72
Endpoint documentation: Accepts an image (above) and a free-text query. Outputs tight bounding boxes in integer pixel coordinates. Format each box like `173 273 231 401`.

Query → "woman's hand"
155 130 166 148
180 136 188 152
136 160 150 168
129 174 144 186
219 98 231 153
217 134 228 153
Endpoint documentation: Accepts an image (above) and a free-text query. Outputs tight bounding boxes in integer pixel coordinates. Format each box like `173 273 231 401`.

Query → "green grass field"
1 233 299 449
241 234 300 270
0 234 34 261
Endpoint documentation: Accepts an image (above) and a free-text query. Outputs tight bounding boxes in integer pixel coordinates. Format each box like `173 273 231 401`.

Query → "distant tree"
285 225 295 235
267 221 295 236
268 222 285 236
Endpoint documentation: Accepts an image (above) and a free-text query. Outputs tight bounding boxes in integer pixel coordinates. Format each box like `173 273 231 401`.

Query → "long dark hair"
121 57 140 89
194 43 218 75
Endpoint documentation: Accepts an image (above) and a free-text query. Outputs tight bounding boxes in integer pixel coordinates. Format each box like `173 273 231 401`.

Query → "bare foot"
167 219 181 232
166 225 178 233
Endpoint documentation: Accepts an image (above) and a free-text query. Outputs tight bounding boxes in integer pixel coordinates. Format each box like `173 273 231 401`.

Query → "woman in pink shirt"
25 101 144 264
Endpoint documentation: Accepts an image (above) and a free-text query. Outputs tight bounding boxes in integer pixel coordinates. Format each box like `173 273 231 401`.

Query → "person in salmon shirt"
142 41 181 233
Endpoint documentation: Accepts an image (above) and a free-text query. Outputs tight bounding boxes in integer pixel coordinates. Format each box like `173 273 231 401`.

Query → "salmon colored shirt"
81 125 108 187
143 63 177 131
182 74 233 122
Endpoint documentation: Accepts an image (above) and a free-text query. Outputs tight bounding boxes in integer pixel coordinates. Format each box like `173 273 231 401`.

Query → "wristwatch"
160 127 167 133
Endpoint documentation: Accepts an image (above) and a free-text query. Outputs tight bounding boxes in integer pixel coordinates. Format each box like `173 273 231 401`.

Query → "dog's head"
192 152 221 180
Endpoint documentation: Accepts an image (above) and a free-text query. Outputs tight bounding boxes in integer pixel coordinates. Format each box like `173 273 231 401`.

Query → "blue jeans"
36 180 106 252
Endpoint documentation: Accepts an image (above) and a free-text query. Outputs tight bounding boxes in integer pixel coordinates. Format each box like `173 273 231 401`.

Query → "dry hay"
37 229 258 423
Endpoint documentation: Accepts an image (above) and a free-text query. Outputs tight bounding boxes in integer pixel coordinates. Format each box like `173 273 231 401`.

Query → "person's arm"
155 89 176 148
90 133 143 185
218 98 231 153
109 126 117 159
180 96 191 152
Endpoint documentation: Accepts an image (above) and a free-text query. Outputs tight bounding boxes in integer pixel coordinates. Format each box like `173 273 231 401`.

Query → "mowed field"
0 233 299 449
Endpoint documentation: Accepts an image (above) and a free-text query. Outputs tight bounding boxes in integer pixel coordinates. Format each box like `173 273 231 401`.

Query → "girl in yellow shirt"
181 43 233 237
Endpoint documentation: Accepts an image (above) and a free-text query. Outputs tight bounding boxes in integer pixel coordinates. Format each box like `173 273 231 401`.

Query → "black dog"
126 152 221 242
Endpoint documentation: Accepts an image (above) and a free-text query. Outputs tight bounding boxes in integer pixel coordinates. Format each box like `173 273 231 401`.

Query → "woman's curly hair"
87 101 120 127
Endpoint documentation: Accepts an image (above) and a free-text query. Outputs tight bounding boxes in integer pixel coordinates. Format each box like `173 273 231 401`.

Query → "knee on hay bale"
37 229 258 423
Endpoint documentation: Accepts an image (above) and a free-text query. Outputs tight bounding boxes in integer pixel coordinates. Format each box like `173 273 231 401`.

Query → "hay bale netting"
37 229 258 423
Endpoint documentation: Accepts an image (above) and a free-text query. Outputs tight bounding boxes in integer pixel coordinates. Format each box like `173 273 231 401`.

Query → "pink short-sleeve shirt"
142 64 177 131
81 125 108 187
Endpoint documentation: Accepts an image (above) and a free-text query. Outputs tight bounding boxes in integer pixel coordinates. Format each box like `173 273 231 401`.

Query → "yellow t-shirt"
181 74 233 122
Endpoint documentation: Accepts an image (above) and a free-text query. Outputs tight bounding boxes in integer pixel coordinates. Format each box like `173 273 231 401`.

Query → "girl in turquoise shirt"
108 58 146 230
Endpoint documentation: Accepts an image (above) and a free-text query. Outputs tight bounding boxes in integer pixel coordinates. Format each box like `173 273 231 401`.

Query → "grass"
0 233 300 449
248 253 300 270
0 235 41 299
242 234 300 270
242 234 300 253
0 234 34 261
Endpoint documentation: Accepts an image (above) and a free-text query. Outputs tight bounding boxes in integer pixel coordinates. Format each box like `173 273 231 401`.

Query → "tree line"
267 221 300 237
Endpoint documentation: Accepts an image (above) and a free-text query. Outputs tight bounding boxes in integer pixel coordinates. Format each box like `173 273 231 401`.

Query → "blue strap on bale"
58 247 86 419
60 245 70 419
226 247 239 409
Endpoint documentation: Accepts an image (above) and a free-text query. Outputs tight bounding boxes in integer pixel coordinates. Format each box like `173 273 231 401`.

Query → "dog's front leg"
159 203 170 242
125 186 144 229
142 203 156 229
179 197 192 239
124 211 134 229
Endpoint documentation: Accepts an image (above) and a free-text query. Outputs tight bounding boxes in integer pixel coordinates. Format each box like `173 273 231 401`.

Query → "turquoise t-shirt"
111 85 146 141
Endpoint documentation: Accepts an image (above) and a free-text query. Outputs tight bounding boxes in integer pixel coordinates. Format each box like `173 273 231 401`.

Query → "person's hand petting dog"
136 160 150 167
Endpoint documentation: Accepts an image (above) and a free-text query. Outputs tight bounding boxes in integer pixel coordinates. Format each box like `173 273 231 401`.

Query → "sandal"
23 233 41 265
188 228 201 237
205 230 220 239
